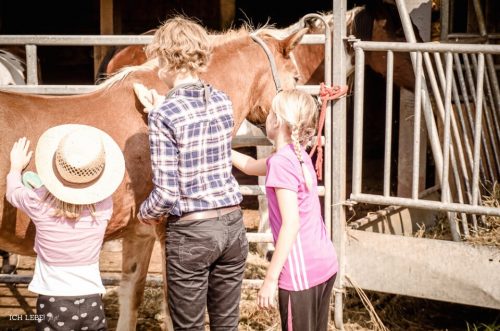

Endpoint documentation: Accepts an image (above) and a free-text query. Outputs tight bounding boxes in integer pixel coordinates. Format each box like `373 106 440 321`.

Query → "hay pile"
467 182 500 248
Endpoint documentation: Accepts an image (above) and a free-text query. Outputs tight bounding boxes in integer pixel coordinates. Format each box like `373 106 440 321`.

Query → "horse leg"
155 224 174 331
116 223 156 331
0 249 18 274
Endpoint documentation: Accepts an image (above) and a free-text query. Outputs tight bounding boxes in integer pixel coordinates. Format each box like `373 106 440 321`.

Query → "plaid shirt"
139 82 242 219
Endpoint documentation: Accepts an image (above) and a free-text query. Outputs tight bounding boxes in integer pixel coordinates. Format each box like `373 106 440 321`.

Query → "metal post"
331 0 347 329
411 52 422 199
440 0 449 41
471 53 485 230
384 51 394 197
25 45 38 85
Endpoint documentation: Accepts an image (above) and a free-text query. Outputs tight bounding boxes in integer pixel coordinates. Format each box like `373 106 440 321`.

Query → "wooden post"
219 0 235 30
94 0 115 79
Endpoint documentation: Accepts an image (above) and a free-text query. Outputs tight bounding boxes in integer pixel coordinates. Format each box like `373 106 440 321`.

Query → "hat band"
52 155 105 190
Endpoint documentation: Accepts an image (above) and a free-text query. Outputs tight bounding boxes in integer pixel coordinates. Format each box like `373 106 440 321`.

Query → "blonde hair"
145 16 212 76
43 191 96 220
272 90 318 190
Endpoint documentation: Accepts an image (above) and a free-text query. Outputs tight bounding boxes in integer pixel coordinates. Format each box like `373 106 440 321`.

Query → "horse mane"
209 24 281 47
94 23 287 90
95 59 158 90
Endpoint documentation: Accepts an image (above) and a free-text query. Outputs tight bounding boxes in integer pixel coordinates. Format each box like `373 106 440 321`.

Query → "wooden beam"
94 0 114 79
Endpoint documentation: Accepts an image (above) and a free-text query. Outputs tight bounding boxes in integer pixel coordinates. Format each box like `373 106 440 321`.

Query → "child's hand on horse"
10 137 32 173
133 83 165 113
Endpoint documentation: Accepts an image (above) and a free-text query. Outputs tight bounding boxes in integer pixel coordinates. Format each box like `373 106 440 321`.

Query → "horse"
0 26 308 331
97 4 415 91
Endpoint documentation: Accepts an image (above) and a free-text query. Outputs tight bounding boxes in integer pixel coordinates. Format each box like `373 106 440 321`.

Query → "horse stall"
1 0 500 330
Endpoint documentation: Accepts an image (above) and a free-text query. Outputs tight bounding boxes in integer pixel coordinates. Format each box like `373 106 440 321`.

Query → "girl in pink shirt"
6 125 125 331
232 90 338 330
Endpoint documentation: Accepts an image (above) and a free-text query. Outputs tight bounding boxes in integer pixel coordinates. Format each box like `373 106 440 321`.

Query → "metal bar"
470 54 500 181
441 52 464 236
485 55 500 138
350 192 500 217
331 0 347 328
352 48 365 195
353 41 500 54
471 53 485 229
440 0 449 41
447 33 500 39
0 33 325 46
0 35 153 46
451 54 474 204
462 53 491 182
485 54 500 115
453 53 476 177
0 85 99 94
471 54 500 176
25 45 38 85
471 0 488 38
384 50 394 197
349 185 440 229
411 52 422 199
2 84 322 96
425 53 468 226
0 274 266 289
441 53 453 206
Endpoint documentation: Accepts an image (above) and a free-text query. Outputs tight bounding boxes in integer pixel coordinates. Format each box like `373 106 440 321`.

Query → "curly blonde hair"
272 90 318 190
145 16 212 75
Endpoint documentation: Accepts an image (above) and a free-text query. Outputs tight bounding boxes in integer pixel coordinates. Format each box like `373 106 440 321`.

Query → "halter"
250 33 282 93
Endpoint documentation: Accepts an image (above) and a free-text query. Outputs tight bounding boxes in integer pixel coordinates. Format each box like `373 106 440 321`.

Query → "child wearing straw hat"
232 90 338 331
6 124 125 331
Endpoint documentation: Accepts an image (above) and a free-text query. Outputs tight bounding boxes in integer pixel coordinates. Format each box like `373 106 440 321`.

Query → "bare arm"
257 188 300 308
231 149 267 177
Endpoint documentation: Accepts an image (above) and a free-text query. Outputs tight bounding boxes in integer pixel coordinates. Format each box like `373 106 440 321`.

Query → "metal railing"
351 40 500 240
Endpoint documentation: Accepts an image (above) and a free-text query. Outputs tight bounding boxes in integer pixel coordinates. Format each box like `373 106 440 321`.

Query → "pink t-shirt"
6 171 111 267
266 144 338 291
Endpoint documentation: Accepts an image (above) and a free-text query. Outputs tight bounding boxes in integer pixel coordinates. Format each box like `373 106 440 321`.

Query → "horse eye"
293 74 300 83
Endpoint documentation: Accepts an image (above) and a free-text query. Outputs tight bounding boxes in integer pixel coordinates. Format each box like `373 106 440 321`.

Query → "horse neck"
203 35 274 132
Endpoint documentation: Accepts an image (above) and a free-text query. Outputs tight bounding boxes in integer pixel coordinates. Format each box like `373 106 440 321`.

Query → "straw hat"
35 124 125 205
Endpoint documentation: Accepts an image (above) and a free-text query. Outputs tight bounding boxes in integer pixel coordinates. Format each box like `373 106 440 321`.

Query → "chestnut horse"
97 4 415 91
0 27 307 331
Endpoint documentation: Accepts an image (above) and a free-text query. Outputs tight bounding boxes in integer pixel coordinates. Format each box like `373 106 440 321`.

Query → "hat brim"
35 124 125 205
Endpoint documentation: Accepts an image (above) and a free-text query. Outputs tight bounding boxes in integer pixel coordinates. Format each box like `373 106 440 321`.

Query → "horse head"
200 27 308 132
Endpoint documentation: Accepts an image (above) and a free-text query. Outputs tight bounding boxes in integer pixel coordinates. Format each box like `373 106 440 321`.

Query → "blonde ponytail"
43 191 96 220
272 89 318 191
291 125 313 191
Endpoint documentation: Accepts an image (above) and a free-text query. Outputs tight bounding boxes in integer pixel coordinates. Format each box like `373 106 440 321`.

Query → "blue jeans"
166 209 248 330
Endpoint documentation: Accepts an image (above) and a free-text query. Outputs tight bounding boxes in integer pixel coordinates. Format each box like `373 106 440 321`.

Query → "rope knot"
319 82 349 101
309 83 349 181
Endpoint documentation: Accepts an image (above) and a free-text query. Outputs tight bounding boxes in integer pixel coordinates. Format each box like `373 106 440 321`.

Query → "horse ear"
281 27 309 57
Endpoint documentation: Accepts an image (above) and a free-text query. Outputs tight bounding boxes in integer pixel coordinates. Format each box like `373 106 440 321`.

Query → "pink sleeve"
266 155 300 192
6 171 42 220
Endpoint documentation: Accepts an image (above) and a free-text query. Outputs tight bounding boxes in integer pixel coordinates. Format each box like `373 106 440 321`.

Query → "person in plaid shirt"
137 17 248 331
